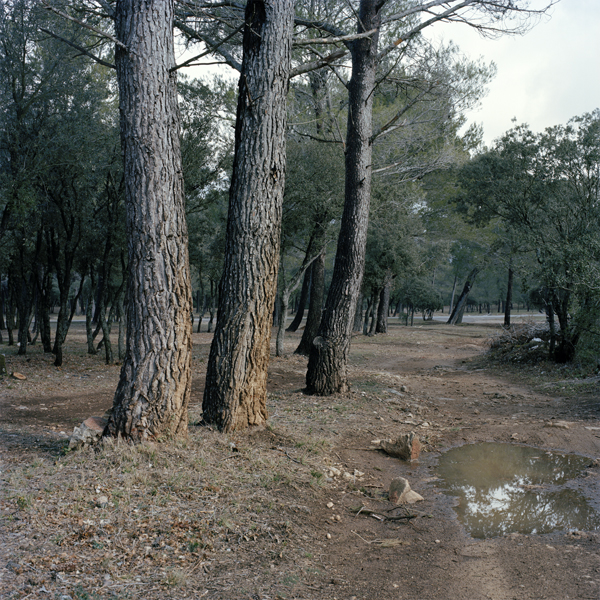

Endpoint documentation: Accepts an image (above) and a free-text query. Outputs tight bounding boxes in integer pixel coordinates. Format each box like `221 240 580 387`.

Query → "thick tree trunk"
447 268 479 325
202 0 294 432
287 263 311 332
104 0 193 442
504 265 513 327
306 0 380 395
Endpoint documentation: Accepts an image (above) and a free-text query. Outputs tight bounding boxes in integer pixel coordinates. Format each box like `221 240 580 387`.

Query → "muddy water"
436 443 600 538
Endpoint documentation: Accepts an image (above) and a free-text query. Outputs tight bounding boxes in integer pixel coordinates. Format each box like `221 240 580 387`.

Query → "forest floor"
1 315 600 600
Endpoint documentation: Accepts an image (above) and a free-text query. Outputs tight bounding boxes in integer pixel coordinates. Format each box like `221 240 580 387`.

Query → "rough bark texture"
104 0 193 441
202 0 294 432
305 0 380 395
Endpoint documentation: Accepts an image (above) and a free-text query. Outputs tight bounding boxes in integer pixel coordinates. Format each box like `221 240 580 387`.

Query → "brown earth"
1 317 600 600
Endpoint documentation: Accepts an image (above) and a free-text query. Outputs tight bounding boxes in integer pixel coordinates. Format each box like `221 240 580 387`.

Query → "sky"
182 1 600 148
425 0 600 146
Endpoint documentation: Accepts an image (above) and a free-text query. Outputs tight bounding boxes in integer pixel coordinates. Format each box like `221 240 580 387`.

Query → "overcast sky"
426 0 600 146
183 1 599 148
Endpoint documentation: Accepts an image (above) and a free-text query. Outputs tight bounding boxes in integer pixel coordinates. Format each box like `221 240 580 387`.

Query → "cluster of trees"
1 0 562 442
456 112 600 363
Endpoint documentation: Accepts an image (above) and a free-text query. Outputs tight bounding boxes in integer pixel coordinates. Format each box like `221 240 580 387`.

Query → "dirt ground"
1 317 600 600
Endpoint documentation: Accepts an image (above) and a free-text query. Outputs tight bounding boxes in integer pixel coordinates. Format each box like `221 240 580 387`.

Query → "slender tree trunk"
363 294 373 336
287 263 311 332
368 290 379 336
447 268 480 325
353 292 364 333
375 280 391 334
504 264 513 327
104 0 193 442
296 249 325 356
202 0 294 432
306 0 381 395
449 274 458 316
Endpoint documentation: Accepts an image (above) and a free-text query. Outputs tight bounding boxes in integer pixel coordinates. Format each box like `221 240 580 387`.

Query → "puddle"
436 443 600 538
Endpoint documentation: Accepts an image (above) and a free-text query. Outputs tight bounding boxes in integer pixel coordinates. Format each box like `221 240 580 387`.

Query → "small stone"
400 385 409 393
435 539 440 544
97 496 109 508
388 477 424 504
11 372 26 380
326 533 331 539
326 502 334 509
335 514 341 521
354 470 364 478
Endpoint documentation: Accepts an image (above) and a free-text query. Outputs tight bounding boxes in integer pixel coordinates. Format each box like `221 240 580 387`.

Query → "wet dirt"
2 317 600 599
436 443 600 538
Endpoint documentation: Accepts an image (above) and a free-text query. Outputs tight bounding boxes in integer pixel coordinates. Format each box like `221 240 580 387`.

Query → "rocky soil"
1 317 599 600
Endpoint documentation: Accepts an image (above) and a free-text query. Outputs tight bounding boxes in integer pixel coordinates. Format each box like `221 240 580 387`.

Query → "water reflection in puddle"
436 443 600 538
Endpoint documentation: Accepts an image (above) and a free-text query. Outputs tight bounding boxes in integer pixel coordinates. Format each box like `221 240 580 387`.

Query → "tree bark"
286 263 311 332
375 280 390 334
202 0 294 432
296 248 325 356
447 268 479 325
306 0 381 395
503 264 513 327
104 0 193 442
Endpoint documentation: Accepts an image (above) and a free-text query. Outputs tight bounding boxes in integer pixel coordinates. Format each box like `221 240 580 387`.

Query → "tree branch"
293 28 377 47
171 21 243 71
289 48 348 79
42 1 127 50
39 27 116 69
174 18 242 71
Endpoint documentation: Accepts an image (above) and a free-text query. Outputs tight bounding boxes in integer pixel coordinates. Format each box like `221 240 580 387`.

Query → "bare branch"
293 28 377 47
172 21 243 71
174 18 242 71
290 48 347 79
39 27 116 69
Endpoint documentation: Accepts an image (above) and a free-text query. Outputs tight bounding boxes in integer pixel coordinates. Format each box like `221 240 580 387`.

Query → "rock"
11 371 26 380
69 416 107 450
380 432 421 461
544 420 572 429
97 495 109 508
388 477 423 504
326 502 334 509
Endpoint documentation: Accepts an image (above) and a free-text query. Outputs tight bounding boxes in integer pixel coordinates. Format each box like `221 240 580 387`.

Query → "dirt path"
1 320 600 599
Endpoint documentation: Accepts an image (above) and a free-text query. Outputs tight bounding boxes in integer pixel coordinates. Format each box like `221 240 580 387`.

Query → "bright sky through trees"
426 0 600 146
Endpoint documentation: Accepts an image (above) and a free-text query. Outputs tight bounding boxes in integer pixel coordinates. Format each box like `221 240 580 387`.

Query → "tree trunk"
287 263 311 332
353 292 364 332
202 0 294 432
503 264 513 327
296 249 325 356
368 290 379 336
375 281 390 334
449 274 458 316
104 0 193 442
306 0 381 395
447 268 480 325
